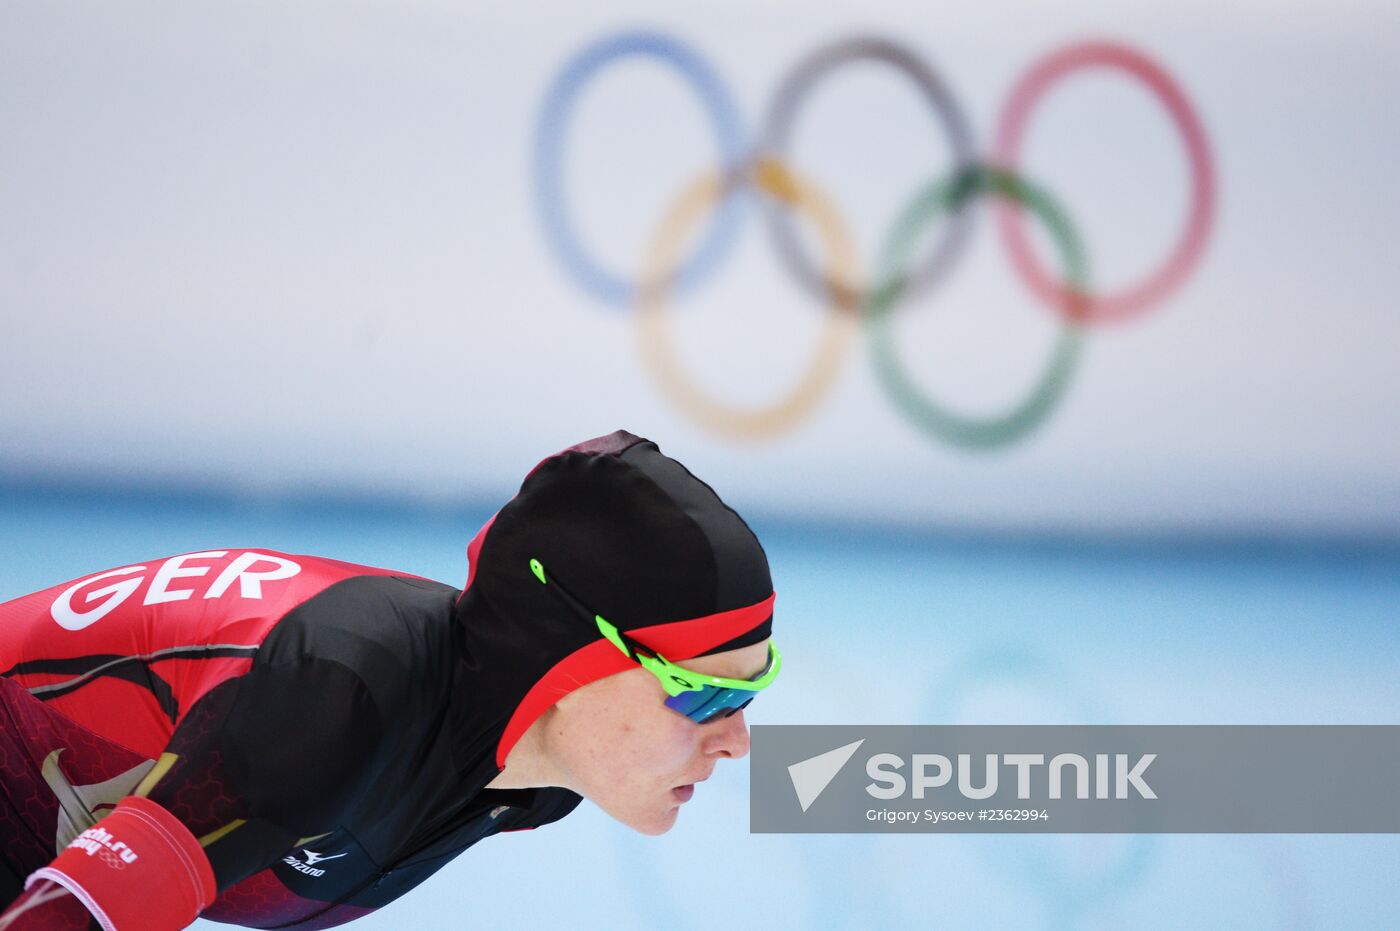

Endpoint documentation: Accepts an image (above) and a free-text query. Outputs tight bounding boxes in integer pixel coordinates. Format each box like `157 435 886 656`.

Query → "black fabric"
239 576 582 867
618 439 774 640
446 431 774 777
0 852 21 910
221 659 384 833
152 574 582 918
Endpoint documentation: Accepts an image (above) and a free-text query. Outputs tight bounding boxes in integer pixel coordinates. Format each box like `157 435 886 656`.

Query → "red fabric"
0 879 97 929
29 796 215 931
201 868 375 930
495 593 776 766
0 676 153 884
0 550 409 759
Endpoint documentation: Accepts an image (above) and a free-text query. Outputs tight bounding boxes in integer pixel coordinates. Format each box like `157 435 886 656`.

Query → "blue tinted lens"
665 685 755 723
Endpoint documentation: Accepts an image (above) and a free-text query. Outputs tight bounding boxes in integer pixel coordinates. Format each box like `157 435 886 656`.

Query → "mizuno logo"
283 848 347 877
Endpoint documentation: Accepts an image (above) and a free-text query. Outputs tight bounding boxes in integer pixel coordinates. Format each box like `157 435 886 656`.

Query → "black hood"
448 430 774 773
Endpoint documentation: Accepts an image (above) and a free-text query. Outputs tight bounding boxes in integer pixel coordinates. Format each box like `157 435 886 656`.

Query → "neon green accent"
593 615 631 657
528 557 781 699
638 653 690 697
626 641 781 698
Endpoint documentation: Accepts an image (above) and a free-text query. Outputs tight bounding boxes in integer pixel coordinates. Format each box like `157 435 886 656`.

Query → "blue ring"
533 30 749 306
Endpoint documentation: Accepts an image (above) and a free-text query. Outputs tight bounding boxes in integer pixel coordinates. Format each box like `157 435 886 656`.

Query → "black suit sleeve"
138 657 384 891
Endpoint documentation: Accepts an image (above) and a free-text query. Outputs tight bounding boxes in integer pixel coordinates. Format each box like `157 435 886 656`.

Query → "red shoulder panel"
0 551 412 758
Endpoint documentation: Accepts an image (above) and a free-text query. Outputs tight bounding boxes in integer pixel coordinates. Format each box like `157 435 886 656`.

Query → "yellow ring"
638 158 861 440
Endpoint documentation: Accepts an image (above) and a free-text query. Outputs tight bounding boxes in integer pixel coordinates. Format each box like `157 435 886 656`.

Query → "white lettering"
206 552 301 600
924 809 975 822
866 809 923 824
144 551 228 605
910 754 951 799
1003 754 1045 799
1117 753 1157 799
51 567 147 631
1049 753 1090 799
857 751 1160 802
283 856 326 877
865 753 906 799
957 754 998 800
69 826 139 863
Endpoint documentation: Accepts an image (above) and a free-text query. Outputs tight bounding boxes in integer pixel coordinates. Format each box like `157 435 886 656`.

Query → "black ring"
758 36 979 309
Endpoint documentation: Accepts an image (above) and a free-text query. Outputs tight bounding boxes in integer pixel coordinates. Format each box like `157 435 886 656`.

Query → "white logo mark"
788 739 866 813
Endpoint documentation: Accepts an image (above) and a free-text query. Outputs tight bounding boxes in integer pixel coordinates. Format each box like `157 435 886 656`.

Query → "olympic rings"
534 31 1216 448
867 166 1087 450
638 159 860 439
992 42 1216 323
759 37 978 308
533 31 748 305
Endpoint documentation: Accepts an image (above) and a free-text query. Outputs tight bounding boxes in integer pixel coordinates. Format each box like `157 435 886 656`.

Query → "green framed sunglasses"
529 558 781 723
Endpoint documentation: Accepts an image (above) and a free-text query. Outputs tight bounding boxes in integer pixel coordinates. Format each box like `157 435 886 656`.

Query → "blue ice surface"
2 485 1396 931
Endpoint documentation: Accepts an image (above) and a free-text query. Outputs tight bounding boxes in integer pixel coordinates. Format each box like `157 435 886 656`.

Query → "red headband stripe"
495 593 775 767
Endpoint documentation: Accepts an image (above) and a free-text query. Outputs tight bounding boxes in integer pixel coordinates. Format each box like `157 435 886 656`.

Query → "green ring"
866 165 1088 450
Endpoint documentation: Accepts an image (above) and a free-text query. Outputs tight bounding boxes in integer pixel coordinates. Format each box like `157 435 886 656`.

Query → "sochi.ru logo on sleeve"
68 826 138 868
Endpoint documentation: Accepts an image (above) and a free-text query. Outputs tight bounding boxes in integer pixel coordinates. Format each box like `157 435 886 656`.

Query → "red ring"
993 41 1216 323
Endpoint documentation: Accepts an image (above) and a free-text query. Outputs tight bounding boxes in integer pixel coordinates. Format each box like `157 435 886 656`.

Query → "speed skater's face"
538 638 770 835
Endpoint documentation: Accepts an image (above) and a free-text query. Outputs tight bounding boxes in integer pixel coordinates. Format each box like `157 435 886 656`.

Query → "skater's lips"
672 770 712 802
679 769 714 789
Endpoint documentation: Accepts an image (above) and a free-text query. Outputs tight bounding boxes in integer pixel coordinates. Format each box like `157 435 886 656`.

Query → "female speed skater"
0 430 780 929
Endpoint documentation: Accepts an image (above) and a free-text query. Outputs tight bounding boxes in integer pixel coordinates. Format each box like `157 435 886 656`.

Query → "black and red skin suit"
0 431 776 929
